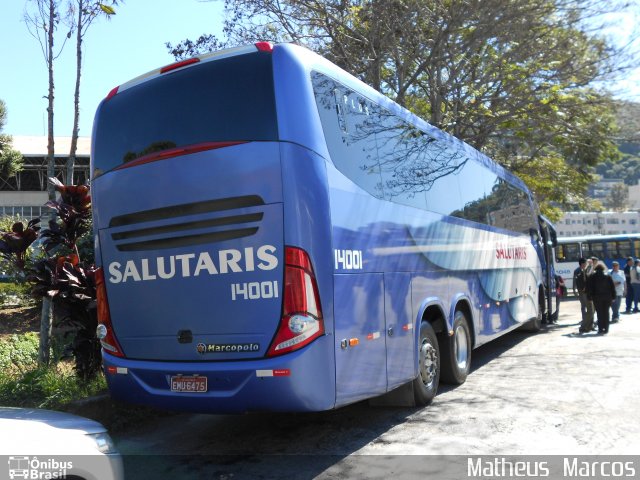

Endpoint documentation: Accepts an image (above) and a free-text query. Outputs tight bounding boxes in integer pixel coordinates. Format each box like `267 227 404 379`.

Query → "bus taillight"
267 247 324 357
95 267 125 358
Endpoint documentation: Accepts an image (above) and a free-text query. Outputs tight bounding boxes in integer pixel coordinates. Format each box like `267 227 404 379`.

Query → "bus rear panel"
92 46 336 412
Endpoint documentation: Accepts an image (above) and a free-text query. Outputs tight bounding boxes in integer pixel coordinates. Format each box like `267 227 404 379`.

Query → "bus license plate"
170 375 207 393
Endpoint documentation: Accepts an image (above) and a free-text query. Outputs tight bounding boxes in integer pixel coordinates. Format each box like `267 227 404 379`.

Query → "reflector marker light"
105 86 119 101
160 57 200 74
349 338 359 347
255 41 274 52
105 366 128 375
256 369 291 377
402 324 413 331
366 332 381 340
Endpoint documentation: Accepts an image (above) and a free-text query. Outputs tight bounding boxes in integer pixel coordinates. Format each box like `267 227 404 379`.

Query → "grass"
0 330 107 410
0 308 174 431
0 281 34 307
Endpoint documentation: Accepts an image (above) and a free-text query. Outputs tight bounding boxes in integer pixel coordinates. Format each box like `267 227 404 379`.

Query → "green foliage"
0 363 106 410
596 153 640 186
0 331 105 410
514 154 598 222
0 99 24 179
0 333 39 371
168 0 629 214
0 282 35 307
0 329 105 410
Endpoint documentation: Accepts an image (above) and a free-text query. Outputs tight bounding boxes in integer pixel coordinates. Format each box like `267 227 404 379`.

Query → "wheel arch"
450 297 476 350
415 297 448 336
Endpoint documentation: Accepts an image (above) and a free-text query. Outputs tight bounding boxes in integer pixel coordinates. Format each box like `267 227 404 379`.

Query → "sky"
0 0 224 138
0 1 638 140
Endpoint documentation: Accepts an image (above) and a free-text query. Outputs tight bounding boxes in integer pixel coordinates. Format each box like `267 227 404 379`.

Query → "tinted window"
584 241 605 259
555 242 581 263
93 52 278 176
312 73 383 198
311 71 535 233
375 113 432 209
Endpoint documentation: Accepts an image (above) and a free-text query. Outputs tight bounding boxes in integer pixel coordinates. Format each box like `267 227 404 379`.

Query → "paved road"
115 297 640 478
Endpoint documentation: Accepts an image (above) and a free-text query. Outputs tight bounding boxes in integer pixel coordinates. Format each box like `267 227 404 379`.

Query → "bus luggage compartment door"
334 273 386 406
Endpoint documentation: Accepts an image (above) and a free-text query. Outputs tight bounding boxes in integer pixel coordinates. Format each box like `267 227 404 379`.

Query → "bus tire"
440 310 472 385
413 321 440 406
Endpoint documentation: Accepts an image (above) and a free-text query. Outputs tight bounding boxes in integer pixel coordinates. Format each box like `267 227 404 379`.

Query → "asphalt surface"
114 297 640 478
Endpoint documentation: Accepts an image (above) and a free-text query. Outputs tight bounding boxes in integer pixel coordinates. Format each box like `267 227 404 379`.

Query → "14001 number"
231 281 279 301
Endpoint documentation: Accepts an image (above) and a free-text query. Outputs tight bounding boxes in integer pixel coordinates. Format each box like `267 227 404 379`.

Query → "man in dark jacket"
624 257 634 314
586 262 616 335
573 258 594 333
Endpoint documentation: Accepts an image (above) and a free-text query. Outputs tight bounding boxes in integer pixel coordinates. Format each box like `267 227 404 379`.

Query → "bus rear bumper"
101 338 336 413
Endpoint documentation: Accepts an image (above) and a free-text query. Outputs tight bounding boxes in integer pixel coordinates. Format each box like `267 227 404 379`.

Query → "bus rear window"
93 52 278 176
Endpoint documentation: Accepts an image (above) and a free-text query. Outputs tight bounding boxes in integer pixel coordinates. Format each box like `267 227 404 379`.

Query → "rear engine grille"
108 195 264 251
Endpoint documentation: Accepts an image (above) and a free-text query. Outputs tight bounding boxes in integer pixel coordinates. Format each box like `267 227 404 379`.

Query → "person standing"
624 257 634 314
631 259 640 313
574 258 594 334
609 261 625 323
587 262 616 334
551 274 565 323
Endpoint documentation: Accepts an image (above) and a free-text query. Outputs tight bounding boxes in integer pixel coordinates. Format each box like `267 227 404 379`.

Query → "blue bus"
91 42 557 413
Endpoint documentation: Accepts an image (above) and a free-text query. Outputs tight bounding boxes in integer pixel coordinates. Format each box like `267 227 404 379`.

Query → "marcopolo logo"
7 456 72 479
107 245 278 284
197 342 260 354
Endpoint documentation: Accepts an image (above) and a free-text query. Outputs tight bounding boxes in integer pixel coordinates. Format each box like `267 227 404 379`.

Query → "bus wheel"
413 321 440 406
440 310 472 385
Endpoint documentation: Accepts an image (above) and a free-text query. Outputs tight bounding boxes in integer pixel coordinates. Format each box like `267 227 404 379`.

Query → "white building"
628 180 640 210
556 211 640 237
0 136 90 219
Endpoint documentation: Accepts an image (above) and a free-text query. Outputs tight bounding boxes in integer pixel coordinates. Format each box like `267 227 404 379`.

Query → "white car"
0 407 124 480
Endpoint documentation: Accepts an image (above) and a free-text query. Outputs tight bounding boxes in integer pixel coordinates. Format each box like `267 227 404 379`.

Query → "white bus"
554 233 640 291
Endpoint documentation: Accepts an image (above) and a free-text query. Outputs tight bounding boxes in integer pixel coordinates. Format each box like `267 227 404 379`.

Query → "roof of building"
11 136 91 157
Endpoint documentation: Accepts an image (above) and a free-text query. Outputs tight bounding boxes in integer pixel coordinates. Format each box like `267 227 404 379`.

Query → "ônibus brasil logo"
7 456 72 479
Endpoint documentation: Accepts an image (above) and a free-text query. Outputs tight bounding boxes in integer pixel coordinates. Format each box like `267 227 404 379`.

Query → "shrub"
0 282 36 307
0 178 100 379
0 332 39 371
0 364 106 409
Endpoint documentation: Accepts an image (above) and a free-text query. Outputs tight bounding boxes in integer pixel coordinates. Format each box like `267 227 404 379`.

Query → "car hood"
0 407 108 455
0 407 105 434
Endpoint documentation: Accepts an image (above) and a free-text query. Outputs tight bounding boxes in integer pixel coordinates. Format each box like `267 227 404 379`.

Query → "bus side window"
587 241 605 259
618 241 632 258
375 113 430 210
311 72 383 199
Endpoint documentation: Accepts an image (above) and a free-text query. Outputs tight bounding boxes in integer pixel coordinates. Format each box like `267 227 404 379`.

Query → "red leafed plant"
1 178 101 379
0 219 40 270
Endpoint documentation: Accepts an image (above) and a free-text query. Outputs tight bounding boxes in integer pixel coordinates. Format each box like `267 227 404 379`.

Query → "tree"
607 182 629 211
24 0 73 202
0 99 24 181
24 0 73 366
66 1 117 184
167 0 635 218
